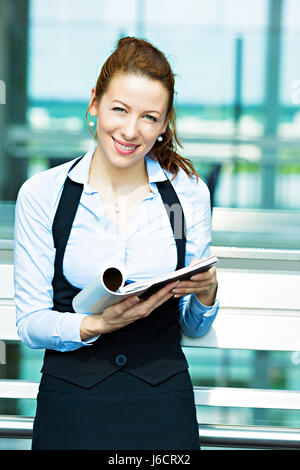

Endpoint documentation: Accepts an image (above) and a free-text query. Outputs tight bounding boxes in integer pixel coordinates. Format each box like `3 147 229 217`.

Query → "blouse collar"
68 143 169 194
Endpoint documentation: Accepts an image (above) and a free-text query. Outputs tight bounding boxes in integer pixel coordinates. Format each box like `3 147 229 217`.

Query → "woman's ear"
88 87 98 117
162 112 170 134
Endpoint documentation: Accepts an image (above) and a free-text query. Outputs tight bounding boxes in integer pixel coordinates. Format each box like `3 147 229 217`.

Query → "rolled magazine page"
102 267 125 292
72 266 126 314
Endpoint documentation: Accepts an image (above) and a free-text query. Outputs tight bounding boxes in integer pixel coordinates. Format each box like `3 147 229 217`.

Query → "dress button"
115 354 127 366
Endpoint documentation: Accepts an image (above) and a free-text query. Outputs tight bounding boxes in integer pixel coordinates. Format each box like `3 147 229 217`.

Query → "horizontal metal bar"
0 380 39 399
198 424 300 449
212 208 300 230
0 416 299 449
0 416 33 439
212 246 300 261
2 380 300 412
194 387 300 410
181 308 300 351
0 240 13 250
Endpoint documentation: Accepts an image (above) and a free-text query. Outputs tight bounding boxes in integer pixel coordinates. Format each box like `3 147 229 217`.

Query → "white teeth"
114 139 136 151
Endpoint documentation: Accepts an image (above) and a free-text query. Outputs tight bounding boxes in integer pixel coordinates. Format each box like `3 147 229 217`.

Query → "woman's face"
89 73 169 169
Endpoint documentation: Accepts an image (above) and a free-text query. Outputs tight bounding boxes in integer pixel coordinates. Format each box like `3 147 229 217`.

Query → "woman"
14 37 219 450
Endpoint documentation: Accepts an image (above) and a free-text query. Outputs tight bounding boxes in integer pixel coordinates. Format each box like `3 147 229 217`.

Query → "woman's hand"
171 258 218 307
80 280 180 340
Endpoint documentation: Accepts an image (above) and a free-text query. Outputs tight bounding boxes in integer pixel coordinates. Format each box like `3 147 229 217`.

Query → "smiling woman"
14 36 219 451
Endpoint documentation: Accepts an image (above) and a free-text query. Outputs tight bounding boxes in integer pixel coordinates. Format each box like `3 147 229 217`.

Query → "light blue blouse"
14 144 219 352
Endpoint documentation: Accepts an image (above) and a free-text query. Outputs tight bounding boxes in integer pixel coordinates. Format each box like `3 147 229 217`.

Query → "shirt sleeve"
14 176 100 352
177 177 219 337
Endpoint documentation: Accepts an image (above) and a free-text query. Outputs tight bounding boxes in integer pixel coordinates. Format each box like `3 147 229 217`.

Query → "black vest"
41 157 189 388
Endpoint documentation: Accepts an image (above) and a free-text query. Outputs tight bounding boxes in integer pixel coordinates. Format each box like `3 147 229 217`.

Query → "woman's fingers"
172 280 214 294
141 281 179 310
171 267 217 298
100 281 179 333
190 266 216 281
125 281 179 316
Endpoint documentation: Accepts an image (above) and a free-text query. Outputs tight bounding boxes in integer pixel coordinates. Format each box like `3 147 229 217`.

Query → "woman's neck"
89 145 148 195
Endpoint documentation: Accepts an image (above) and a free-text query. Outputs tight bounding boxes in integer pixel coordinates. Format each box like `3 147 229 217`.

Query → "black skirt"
32 369 200 450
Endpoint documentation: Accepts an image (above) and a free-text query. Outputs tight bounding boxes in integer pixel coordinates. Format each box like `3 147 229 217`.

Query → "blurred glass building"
0 0 299 449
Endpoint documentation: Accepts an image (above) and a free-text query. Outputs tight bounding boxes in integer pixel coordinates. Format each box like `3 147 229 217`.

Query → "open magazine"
72 255 218 314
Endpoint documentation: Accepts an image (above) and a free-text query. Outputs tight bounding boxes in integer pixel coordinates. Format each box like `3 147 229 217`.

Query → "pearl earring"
88 111 96 127
157 135 163 142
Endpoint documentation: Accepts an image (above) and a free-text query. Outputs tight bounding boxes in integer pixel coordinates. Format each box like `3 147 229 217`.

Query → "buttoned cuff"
190 292 219 317
179 293 220 338
57 312 100 350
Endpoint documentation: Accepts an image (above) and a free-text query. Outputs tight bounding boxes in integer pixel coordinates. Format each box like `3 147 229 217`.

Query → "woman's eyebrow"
112 99 161 115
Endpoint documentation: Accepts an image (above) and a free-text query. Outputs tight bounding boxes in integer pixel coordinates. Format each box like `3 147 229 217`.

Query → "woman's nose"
121 117 139 140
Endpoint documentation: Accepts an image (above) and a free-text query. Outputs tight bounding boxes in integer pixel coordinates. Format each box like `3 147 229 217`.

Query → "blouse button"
115 354 127 366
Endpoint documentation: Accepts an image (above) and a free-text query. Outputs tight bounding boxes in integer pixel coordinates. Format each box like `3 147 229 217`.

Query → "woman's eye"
145 115 157 122
113 107 125 113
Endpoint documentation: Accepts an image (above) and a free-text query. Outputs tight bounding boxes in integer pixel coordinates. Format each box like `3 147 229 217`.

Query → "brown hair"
86 36 198 181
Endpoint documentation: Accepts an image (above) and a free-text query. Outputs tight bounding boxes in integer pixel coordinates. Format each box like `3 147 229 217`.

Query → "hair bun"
117 36 138 48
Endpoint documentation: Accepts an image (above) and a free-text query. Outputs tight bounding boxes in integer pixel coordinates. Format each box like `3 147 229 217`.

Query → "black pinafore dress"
32 158 200 450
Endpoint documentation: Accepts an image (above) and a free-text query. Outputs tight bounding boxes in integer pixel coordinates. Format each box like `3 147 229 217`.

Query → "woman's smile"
112 136 140 155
